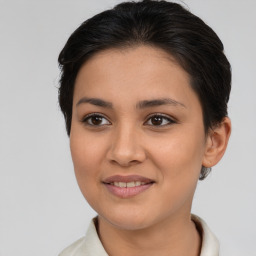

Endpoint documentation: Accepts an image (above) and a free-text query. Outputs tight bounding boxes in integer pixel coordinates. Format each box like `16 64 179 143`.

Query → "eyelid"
144 113 176 126
80 112 176 127
81 112 111 126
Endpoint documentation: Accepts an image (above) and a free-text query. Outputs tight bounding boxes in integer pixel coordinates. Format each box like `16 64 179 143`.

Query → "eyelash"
81 113 176 127
145 113 176 126
82 113 111 126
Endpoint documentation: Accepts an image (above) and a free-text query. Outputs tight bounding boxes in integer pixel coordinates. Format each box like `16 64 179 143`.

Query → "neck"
97 213 201 256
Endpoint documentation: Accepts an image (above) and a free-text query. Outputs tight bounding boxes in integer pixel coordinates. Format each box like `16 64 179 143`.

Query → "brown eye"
145 114 175 126
83 114 111 126
91 116 103 125
151 116 164 126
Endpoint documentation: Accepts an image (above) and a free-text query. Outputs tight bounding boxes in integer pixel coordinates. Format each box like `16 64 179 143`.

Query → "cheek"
151 128 205 179
69 131 106 187
149 131 205 212
69 134 107 210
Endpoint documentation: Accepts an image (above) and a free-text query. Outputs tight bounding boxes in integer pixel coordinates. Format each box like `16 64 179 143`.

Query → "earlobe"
202 117 231 168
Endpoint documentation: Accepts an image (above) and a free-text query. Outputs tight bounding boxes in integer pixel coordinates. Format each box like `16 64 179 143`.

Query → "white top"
59 215 219 256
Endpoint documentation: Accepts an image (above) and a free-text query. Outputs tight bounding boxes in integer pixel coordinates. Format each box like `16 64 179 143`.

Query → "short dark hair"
58 0 231 179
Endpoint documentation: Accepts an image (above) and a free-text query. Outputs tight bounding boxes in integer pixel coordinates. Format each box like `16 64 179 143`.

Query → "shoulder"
58 237 86 256
58 218 108 256
192 214 219 256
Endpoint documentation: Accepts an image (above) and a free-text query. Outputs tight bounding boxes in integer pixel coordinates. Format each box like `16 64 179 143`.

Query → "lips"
111 181 147 188
104 174 153 183
103 175 155 198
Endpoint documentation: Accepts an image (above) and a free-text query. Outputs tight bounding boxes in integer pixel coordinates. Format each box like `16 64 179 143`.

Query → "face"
70 46 209 230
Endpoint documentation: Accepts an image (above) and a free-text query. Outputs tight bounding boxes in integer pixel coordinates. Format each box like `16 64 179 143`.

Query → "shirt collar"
59 215 219 256
192 214 219 256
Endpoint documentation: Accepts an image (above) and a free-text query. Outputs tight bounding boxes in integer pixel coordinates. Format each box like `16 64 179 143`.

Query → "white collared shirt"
59 215 219 256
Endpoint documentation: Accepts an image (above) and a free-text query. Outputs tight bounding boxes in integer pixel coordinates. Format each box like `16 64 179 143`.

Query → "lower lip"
104 183 153 198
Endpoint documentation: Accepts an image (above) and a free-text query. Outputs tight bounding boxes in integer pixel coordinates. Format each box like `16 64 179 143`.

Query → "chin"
108 218 152 231
98 207 159 231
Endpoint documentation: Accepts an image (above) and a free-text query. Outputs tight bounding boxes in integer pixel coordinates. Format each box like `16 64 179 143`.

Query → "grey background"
0 0 255 255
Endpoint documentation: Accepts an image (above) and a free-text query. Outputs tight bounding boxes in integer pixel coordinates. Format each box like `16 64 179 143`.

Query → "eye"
82 113 111 126
145 114 175 126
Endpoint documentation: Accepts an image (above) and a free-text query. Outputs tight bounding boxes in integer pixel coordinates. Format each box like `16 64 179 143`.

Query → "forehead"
73 46 200 111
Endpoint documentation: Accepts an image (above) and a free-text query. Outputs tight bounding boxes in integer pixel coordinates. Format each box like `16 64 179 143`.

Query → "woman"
58 0 231 255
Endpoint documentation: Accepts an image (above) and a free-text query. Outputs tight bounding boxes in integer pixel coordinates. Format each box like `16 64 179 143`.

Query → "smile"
111 181 147 188
103 175 155 198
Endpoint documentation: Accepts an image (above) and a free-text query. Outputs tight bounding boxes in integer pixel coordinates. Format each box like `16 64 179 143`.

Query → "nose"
107 124 146 167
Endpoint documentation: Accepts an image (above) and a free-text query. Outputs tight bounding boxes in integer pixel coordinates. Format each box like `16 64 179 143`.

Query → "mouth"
108 181 149 188
102 175 155 198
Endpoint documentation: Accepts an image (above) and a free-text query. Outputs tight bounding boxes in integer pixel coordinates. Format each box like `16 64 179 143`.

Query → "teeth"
112 181 147 188
127 181 135 188
119 182 126 188
135 181 141 186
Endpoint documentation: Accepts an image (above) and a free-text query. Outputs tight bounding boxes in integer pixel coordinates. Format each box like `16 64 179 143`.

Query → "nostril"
106 135 147 166
110 158 140 167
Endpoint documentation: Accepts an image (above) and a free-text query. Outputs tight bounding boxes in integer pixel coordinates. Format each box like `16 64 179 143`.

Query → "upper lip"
103 175 154 184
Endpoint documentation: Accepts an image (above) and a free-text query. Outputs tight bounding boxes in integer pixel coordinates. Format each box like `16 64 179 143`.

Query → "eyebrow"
76 97 186 109
76 97 113 108
136 98 186 109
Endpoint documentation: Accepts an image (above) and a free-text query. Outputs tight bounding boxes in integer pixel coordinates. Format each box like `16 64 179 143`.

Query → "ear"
202 117 231 168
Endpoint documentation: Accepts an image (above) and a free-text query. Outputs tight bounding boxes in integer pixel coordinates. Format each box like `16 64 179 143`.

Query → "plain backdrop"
0 0 255 255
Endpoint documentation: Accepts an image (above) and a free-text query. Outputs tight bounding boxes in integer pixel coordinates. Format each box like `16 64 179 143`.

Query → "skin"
70 46 231 256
